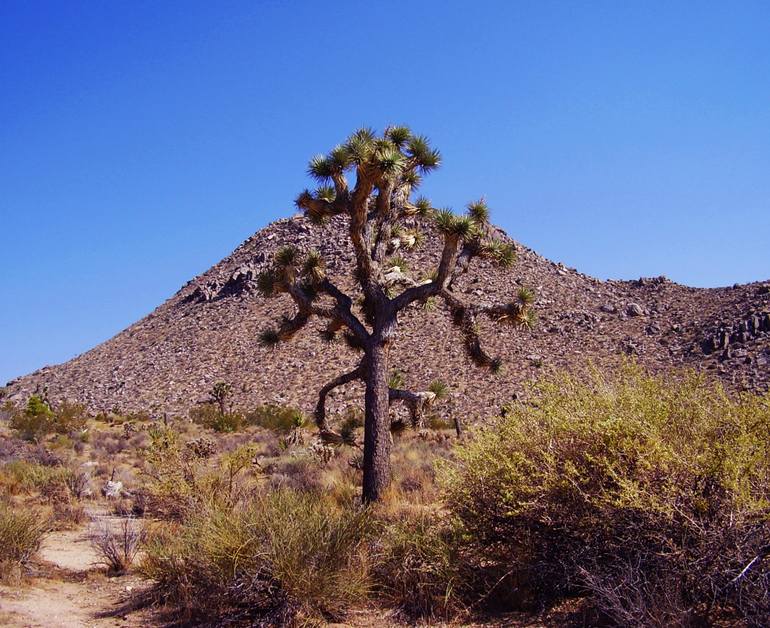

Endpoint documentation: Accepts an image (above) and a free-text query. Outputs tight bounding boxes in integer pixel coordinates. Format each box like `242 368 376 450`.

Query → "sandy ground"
0 513 153 628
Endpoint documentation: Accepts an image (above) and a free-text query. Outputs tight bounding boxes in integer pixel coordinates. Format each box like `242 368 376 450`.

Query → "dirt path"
0 513 153 628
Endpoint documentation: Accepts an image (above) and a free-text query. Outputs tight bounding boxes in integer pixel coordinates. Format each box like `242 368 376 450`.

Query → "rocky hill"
3 214 769 421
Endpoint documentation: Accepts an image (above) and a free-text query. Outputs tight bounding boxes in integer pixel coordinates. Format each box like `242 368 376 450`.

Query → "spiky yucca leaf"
428 380 449 399
483 241 517 267
294 189 314 209
307 154 335 181
387 256 409 273
302 250 325 283
256 270 278 297
388 369 406 389
467 199 490 225
413 196 432 216
433 208 457 234
407 135 441 172
258 328 280 347
349 127 376 143
401 169 422 188
375 146 406 178
448 215 476 239
328 144 352 170
520 308 538 329
344 128 376 164
401 229 423 249
315 185 336 202
516 287 536 306
274 245 300 269
385 125 412 147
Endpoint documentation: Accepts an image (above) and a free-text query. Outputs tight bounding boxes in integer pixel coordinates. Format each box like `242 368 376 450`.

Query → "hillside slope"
4 214 769 421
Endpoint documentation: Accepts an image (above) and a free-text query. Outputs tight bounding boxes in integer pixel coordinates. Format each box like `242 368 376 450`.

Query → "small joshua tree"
259 126 534 502
209 381 232 416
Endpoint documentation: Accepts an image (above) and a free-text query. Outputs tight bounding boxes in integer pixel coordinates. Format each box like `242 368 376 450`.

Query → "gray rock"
102 480 124 499
626 303 645 317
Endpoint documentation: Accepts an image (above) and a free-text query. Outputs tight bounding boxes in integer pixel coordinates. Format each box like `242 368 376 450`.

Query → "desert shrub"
141 489 371 624
0 460 72 496
52 501 87 529
8 397 87 442
373 511 465 620
0 503 49 579
245 404 306 434
53 401 88 433
9 395 54 441
142 425 259 519
441 364 770 624
189 402 245 433
91 517 146 575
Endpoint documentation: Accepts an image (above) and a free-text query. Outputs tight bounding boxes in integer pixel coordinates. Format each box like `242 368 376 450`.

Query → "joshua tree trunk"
362 339 392 502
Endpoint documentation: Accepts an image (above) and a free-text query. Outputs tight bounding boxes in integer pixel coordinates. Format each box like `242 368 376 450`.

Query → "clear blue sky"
1 1 769 384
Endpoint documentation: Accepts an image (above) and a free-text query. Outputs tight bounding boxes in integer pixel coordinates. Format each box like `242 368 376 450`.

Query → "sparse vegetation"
0 503 48 580
141 489 372 624
90 517 146 575
8 396 87 442
1 361 768 626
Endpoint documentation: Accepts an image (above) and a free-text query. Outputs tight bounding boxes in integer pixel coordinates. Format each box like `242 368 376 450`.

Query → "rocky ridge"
3 214 769 421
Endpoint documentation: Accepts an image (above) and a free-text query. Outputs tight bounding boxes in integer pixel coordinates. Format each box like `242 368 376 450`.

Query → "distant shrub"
441 364 770 623
189 402 245 432
141 489 371 624
8 397 87 442
142 425 258 519
0 460 72 496
0 503 48 580
338 406 364 445
245 404 306 434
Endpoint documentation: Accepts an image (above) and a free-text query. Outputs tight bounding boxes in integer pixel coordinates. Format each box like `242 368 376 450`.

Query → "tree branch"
388 387 437 427
438 289 501 372
315 364 365 432
318 279 369 342
389 233 460 312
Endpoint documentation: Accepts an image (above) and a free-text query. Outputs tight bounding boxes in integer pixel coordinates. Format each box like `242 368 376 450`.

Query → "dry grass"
90 517 146 575
0 503 49 581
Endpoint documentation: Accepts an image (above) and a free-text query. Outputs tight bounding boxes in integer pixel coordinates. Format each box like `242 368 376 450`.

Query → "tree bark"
362 341 392 502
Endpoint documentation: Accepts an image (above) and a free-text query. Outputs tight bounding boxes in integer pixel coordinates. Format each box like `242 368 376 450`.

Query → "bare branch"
315 364 365 432
318 279 369 342
388 387 437 427
439 289 502 372
390 233 461 312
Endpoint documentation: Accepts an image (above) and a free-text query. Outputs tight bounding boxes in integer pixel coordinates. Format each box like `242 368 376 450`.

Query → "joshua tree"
209 381 232 416
258 127 534 502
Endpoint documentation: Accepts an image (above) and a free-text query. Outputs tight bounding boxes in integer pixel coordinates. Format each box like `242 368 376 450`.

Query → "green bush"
141 489 371 624
141 425 258 519
8 397 87 442
441 363 770 623
189 403 245 432
245 404 306 434
0 503 49 579
0 460 72 496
